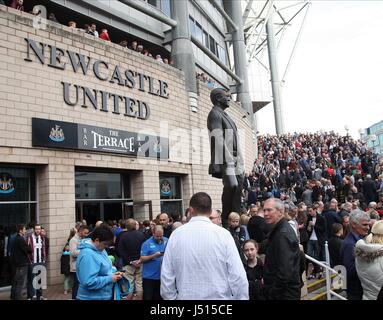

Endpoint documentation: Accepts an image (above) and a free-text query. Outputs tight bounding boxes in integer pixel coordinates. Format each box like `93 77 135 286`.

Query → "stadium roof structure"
242 0 311 134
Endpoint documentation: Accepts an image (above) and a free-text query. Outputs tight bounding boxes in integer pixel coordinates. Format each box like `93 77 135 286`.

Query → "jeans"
11 266 28 300
27 263 45 299
72 272 79 299
64 274 74 291
307 240 321 274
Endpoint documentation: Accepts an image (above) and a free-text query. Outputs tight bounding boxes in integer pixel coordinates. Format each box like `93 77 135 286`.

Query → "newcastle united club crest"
153 140 162 153
160 179 172 196
49 125 65 142
0 173 15 194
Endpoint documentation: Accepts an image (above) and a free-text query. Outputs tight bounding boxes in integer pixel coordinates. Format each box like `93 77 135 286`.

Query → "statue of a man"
207 88 244 225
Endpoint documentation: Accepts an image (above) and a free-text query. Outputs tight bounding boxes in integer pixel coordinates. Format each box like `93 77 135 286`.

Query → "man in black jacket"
262 198 301 300
323 200 342 240
362 174 378 204
10 224 31 300
247 205 269 243
328 223 344 268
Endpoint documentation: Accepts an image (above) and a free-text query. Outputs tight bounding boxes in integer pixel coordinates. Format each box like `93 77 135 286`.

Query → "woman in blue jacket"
76 225 123 300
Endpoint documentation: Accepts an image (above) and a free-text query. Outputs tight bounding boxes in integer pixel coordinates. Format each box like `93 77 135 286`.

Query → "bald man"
159 213 172 238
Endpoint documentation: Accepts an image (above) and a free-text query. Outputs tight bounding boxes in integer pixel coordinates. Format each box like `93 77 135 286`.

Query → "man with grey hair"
262 198 301 300
366 202 379 220
209 209 222 227
341 209 370 300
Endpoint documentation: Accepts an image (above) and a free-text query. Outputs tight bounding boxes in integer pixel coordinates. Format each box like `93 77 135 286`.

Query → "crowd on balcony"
2 0 173 65
196 72 217 88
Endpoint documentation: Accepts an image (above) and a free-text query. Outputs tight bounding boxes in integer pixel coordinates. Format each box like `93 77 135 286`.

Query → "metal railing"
305 241 347 300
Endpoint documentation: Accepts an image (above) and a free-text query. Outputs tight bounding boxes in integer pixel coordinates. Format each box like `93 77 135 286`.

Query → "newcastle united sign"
24 38 171 120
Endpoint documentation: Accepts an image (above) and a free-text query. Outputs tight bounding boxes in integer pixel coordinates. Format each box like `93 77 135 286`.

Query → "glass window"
0 203 36 227
148 0 157 6
203 31 209 48
159 176 181 200
189 16 195 36
160 0 171 17
195 22 203 43
160 174 183 217
209 35 216 55
217 44 226 63
160 201 183 218
0 168 35 202
0 167 36 235
75 171 131 199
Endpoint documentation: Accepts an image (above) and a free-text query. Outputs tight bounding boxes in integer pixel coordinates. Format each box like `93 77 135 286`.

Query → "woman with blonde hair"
355 220 383 300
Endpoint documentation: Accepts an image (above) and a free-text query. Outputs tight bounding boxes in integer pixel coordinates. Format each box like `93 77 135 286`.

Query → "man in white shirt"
160 192 249 300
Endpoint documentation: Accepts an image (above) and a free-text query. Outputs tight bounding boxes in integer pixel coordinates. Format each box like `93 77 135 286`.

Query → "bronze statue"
207 88 244 225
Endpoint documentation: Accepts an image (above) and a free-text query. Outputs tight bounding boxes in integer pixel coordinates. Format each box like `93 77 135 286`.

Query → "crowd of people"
238 131 383 300
3 223 49 300
196 72 217 88
2 0 172 65
3 131 383 301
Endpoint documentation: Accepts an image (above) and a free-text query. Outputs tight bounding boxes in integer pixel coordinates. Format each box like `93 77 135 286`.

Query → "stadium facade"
0 1 256 285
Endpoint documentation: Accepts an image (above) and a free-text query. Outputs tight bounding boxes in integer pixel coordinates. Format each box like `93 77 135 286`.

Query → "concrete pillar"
170 0 198 112
131 170 161 220
266 10 285 134
223 0 254 127
37 163 75 285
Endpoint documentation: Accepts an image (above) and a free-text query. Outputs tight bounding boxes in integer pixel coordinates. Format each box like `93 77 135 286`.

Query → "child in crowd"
243 240 264 300
15 0 24 11
227 212 248 262
60 243 73 295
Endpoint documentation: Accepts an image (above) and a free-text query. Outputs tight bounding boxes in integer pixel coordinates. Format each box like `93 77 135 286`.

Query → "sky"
251 1 383 139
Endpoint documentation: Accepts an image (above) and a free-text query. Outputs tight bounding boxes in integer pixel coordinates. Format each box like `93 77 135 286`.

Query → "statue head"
210 88 231 109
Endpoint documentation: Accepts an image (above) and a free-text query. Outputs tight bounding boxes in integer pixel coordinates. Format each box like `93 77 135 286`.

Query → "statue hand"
224 171 238 188
225 166 236 176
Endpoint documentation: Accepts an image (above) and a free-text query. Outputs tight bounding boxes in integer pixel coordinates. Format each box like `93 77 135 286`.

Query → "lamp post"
370 134 377 154
358 128 364 140
344 125 349 138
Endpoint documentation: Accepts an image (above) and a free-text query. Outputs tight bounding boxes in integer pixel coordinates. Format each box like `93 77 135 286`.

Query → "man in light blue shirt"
140 225 168 300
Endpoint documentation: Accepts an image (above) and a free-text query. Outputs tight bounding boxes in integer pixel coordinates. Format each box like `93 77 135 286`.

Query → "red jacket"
99 31 111 41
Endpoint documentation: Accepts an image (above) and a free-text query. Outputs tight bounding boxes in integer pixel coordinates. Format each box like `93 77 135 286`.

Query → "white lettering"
124 137 135 152
111 137 118 147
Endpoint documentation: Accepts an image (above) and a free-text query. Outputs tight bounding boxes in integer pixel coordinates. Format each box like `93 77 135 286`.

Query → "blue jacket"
341 232 363 300
76 239 113 300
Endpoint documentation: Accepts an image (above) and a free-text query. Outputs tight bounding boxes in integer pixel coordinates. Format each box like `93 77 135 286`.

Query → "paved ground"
0 284 71 300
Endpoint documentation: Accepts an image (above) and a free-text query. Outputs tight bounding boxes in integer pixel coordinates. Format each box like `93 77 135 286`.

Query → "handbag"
113 274 133 300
